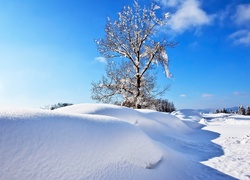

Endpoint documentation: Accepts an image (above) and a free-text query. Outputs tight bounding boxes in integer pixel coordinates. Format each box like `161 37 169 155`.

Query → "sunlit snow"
1 104 249 179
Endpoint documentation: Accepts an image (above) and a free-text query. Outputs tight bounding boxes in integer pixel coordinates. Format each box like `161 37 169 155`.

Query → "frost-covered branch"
92 1 177 108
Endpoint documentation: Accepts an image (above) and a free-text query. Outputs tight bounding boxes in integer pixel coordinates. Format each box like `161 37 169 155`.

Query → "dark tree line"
153 99 176 113
215 105 250 115
42 103 73 110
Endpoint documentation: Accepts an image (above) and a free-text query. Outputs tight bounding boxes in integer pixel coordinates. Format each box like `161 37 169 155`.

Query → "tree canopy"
92 1 177 108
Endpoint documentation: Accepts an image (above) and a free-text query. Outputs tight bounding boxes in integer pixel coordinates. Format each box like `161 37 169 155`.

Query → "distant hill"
226 106 238 113
196 108 216 114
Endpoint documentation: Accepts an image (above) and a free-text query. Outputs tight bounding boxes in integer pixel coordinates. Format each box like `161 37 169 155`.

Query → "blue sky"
0 0 249 109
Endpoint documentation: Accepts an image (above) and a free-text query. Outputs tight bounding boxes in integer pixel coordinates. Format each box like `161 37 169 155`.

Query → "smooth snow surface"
202 113 250 180
1 104 247 179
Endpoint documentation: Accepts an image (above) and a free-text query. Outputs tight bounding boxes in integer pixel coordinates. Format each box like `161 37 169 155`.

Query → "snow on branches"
93 1 177 108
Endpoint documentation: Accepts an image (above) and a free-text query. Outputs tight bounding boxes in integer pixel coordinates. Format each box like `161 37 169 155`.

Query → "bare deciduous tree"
92 1 177 108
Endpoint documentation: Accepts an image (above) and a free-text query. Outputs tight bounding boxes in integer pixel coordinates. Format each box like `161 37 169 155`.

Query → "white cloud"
180 94 187 97
95 56 107 64
233 91 248 96
201 93 214 98
160 0 213 33
156 0 183 8
228 3 250 46
233 3 250 26
229 30 250 45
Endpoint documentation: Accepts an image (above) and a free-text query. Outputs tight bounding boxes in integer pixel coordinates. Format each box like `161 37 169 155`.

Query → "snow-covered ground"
202 113 250 180
0 104 249 179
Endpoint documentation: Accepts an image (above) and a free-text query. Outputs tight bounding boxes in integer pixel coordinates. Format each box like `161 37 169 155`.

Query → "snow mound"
172 109 204 128
136 109 192 136
57 104 192 139
0 108 163 179
55 103 141 124
0 105 237 179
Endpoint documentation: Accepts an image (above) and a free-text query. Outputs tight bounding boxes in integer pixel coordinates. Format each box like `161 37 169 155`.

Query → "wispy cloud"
229 3 250 46
180 94 187 97
217 5 233 26
233 3 250 26
95 56 107 64
157 0 214 33
229 30 250 45
201 93 214 98
233 91 248 96
156 0 182 8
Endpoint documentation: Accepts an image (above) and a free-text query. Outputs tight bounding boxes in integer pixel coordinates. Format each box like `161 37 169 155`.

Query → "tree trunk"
135 72 141 109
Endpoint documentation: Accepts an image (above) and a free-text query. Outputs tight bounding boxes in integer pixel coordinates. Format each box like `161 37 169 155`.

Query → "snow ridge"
1 105 242 179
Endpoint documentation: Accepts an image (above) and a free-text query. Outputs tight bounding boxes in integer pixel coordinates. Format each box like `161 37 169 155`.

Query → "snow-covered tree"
153 99 175 112
238 105 246 115
92 1 177 108
221 108 228 113
246 106 250 115
91 60 169 108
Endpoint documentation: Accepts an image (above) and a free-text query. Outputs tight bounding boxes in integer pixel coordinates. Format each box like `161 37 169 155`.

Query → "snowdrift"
172 109 205 128
56 104 192 138
0 104 237 179
55 103 141 124
0 108 162 179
